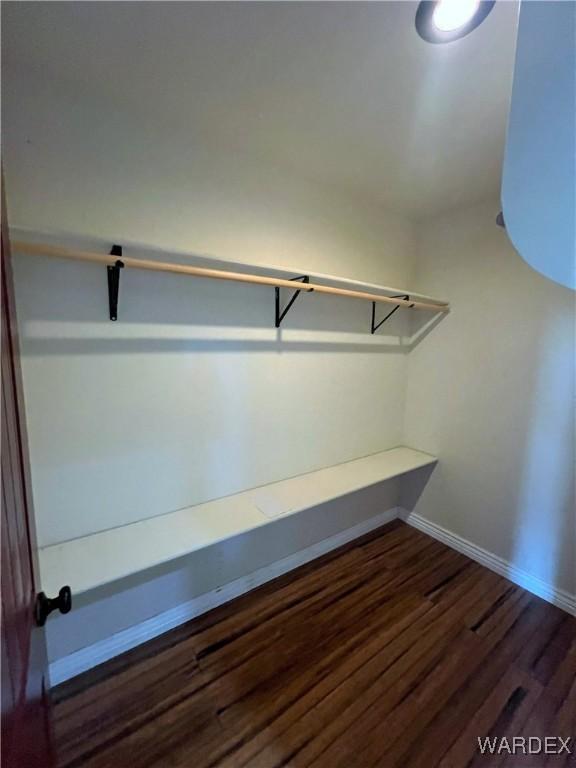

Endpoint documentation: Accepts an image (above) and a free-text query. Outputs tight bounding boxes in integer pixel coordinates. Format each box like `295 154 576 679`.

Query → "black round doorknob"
34 586 72 627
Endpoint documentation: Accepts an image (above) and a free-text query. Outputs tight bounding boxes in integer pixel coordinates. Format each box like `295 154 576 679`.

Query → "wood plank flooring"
52 521 576 767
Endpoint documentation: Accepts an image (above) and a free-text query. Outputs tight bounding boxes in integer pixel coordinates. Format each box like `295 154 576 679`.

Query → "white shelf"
38 446 437 597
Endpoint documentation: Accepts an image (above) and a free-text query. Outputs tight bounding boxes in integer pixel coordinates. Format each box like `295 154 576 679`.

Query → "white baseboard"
50 506 575 686
49 507 399 687
400 510 576 616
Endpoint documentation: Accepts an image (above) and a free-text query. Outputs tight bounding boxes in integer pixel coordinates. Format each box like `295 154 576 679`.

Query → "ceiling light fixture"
416 0 495 43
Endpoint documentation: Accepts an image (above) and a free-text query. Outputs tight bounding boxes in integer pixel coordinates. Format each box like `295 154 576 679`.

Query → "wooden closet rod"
13 240 449 313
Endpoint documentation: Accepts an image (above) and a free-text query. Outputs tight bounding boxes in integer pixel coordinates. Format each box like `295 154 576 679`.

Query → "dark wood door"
1 185 54 767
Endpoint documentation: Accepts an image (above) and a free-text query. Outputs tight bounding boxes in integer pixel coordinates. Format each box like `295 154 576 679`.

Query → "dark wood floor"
53 520 576 768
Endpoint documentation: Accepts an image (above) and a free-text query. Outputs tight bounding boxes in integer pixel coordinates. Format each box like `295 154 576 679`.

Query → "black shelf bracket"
107 244 124 321
371 295 412 334
275 275 313 328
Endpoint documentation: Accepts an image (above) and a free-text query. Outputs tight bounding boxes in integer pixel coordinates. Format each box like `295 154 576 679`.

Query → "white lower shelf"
38 446 437 597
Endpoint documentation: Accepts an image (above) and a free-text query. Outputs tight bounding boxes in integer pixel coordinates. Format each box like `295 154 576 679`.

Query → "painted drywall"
402 200 575 596
4 53 418 665
1 0 519 218
11 224 414 549
502 0 576 290
4 66 417 547
3 4 421 678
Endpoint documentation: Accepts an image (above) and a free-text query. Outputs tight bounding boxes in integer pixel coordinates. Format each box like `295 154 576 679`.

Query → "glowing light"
433 0 481 32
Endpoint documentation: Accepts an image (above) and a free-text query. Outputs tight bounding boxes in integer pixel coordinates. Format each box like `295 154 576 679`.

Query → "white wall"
3 17 421 672
5 72 416 547
403 200 575 596
3 72 415 286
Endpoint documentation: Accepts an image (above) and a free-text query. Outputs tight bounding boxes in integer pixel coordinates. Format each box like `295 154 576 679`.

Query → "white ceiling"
2 1 519 218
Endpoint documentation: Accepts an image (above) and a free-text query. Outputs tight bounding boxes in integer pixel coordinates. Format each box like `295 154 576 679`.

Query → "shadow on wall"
20 314 445 356
400 464 437 513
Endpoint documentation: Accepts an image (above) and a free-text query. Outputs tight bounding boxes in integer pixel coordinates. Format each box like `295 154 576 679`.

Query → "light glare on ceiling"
415 0 495 44
433 0 481 31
